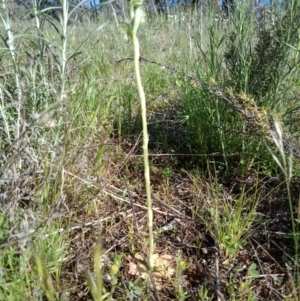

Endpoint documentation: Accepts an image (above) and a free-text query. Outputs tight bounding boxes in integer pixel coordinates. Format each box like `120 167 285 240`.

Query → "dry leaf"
128 261 138 276
153 254 175 279
127 253 175 290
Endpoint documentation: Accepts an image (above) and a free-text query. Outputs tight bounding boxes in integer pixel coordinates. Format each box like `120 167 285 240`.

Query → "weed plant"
211 184 259 261
183 1 300 175
0 0 109 299
1 0 300 300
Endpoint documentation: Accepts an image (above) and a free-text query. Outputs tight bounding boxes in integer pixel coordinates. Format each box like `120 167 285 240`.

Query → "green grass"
1 0 300 300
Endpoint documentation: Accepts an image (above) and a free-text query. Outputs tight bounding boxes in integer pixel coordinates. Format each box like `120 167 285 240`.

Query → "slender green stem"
131 14 153 270
132 34 153 270
60 0 69 101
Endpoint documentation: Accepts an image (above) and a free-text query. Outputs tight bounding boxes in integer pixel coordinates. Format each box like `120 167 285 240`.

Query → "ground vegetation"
0 0 300 300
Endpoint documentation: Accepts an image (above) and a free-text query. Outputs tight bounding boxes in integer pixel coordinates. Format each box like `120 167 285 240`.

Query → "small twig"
104 236 127 255
249 239 265 276
113 152 238 157
115 56 193 79
152 194 186 218
252 237 280 265
271 239 298 265
242 273 285 280
160 239 199 249
215 250 226 301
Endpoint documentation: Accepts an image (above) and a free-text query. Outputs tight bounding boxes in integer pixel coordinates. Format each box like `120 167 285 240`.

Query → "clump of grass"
208 177 259 261
182 1 300 176
0 1 108 300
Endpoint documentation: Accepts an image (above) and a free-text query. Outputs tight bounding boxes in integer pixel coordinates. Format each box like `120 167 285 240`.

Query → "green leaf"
66 51 82 64
247 263 259 278
96 21 110 32
40 6 62 14
0 212 9 244
94 145 105 165
46 17 61 35
120 23 133 40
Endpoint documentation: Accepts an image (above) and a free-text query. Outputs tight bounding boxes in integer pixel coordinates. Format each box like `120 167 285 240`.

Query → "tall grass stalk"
0 0 22 145
32 0 46 80
87 246 108 301
45 0 87 101
58 0 69 101
267 117 299 297
124 0 154 269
